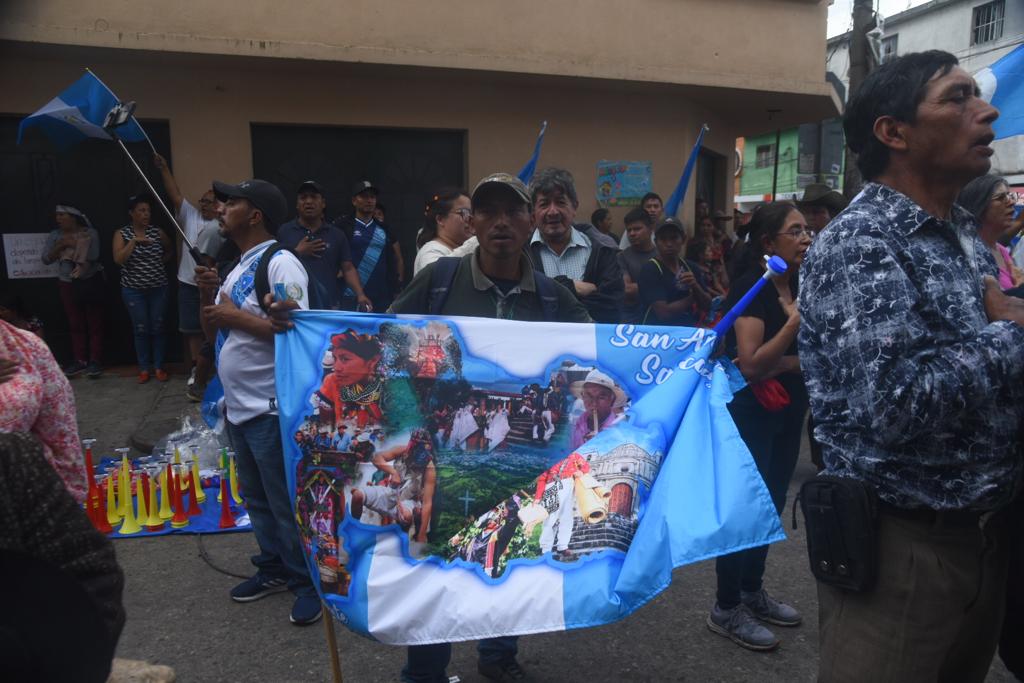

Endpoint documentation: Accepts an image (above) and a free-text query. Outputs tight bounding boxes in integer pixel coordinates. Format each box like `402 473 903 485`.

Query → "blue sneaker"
290 595 323 625
230 575 288 603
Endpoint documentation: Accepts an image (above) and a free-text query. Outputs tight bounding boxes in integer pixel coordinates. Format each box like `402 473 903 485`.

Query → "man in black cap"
194 178 322 627
797 183 848 234
337 181 403 312
277 180 371 311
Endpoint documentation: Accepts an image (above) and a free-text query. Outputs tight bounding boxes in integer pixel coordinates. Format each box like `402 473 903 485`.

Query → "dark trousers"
715 389 806 608
401 637 518 683
818 506 1010 682
58 281 103 364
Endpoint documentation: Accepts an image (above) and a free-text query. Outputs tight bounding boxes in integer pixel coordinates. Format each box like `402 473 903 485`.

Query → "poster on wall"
596 161 652 207
3 233 58 279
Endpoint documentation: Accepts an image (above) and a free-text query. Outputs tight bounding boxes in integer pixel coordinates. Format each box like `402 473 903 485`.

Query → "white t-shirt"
177 199 224 285
413 240 455 275
217 240 308 425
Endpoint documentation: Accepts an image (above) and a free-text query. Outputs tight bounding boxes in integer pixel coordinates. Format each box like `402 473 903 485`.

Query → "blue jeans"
401 637 518 683
121 285 167 371
226 413 315 597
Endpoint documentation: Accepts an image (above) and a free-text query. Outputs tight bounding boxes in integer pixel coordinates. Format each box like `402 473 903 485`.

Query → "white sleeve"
267 252 310 310
178 200 201 241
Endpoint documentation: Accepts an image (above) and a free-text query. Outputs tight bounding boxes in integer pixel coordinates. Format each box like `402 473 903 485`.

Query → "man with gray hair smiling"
527 167 624 323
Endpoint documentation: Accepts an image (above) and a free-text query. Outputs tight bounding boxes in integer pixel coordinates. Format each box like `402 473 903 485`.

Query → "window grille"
972 1 1004 45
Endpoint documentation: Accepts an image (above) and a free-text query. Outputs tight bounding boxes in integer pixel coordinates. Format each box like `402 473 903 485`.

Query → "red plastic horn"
217 477 234 529
186 468 202 516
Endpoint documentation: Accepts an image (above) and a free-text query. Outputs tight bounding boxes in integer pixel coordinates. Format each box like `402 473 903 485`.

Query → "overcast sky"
828 0 933 37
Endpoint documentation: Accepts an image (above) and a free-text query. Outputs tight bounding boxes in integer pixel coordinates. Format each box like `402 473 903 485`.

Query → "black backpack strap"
427 257 462 315
532 270 560 322
255 242 287 313
254 242 327 312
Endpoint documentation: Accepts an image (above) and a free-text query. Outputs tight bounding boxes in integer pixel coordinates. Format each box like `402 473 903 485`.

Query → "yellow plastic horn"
229 454 242 504
191 459 206 503
118 474 142 535
158 467 174 520
106 473 122 527
145 473 164 530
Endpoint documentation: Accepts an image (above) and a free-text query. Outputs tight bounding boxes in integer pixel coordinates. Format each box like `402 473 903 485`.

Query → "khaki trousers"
818 506 1009 683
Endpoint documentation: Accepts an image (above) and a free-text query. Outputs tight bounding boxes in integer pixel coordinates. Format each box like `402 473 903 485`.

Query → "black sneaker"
477 660 525 681
86 362 102 379
186 384 204 402
741 588 802 626
230 575 288 603
63 361 88 377
289 595 323 625
706 602 779 651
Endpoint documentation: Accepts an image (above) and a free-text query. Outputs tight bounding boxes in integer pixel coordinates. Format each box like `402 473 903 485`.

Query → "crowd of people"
3 46 1024 683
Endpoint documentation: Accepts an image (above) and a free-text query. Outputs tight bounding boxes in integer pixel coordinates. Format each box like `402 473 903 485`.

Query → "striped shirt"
530 227 591 280
119 225 167 289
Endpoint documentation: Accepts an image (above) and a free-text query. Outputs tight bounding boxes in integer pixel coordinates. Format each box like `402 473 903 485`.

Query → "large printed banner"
276 312 784 644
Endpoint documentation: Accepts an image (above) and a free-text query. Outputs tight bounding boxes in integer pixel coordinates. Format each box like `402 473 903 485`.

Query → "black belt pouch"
797 475 879 592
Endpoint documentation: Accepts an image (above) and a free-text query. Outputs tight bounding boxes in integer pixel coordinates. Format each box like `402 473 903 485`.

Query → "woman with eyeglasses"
706 201 812 652
413 188 473 275
957 175 1022 290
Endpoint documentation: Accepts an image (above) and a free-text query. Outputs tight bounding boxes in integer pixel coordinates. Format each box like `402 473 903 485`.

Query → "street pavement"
72 372 1016 682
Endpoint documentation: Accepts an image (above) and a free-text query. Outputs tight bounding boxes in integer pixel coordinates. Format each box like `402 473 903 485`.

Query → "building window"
972 1 1004 45
881 35 898 63
755 144 775 169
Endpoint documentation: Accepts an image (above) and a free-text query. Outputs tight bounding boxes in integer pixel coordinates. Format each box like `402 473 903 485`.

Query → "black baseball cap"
297 180 324 196
351 180 379 197
213 179 287 229
655 217 685 237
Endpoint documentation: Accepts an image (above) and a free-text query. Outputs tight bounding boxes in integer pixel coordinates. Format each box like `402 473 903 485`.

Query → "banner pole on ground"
323 605 344 683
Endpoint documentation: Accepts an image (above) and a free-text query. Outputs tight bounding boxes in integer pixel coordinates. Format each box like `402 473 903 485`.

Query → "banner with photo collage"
276 311 784 644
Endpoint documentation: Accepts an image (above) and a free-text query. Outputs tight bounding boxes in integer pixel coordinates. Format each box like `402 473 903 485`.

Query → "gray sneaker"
706 603 780 651
741 589 802 626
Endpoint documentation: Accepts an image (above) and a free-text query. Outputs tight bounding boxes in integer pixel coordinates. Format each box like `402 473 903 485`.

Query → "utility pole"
843 0 875 199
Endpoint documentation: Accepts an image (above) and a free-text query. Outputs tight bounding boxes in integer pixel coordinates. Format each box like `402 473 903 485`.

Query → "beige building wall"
3 0 834 101
2 44 747 224
1 0 839 227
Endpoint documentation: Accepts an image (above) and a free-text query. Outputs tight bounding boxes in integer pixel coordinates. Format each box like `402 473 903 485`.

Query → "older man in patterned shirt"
799 50 1024 681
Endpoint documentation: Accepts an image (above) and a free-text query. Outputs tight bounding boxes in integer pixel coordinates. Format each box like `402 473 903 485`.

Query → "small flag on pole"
17 70 149 149
517 121 548 184
977 44 1024 141
663 124 709 218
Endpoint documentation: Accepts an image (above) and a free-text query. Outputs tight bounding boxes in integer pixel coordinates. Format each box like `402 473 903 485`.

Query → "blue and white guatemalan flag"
17 71 148 150
978 44 1024 141
517 121 548 184
276 312 784 644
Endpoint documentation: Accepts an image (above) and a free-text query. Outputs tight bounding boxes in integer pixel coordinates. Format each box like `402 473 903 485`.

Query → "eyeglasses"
992 191 1020 204
777 228 815 239
449 208 472 220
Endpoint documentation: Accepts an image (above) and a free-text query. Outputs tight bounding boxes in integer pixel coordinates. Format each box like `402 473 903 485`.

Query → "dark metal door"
0 115 179 366
251 124 466 283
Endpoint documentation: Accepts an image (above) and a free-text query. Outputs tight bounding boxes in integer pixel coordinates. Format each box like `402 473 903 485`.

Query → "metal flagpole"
102 102 203 264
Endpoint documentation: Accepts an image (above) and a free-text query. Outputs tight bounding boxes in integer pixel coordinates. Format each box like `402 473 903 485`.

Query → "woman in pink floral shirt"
0 319 85 502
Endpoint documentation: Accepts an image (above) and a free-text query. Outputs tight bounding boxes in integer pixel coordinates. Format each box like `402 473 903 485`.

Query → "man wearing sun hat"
569 368 626 449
